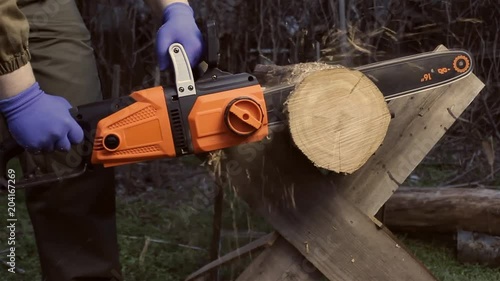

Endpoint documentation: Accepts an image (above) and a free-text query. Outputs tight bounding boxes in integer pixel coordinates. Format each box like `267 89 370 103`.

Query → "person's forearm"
0 63 36 99
144 0 190 18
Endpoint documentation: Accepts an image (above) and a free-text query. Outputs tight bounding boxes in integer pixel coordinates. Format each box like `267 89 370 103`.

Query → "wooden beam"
236 237 324 281
219 127 437 281
185 232 279 281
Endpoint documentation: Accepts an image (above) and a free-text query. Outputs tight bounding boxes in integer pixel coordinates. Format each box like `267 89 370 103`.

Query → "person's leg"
16 0 122 280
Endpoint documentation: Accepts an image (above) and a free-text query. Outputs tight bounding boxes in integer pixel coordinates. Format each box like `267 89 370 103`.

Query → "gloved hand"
156 2 204 71
0 82 83 152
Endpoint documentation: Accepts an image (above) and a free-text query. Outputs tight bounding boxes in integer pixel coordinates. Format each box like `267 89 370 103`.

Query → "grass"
401 237 500 281
1 158 499 280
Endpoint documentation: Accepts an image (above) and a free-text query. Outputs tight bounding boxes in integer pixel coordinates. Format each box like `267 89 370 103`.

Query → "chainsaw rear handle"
0 94 138 189
0 137 24 188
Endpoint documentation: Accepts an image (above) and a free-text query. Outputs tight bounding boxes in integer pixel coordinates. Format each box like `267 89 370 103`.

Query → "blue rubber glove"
156 2 204 71
0 82 83 152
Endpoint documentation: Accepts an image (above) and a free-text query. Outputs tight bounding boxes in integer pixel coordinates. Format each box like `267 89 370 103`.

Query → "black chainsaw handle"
0 137 24 188
0 94 138 189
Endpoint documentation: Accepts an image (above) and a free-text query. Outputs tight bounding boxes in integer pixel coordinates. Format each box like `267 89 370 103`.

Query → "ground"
1 155 500 281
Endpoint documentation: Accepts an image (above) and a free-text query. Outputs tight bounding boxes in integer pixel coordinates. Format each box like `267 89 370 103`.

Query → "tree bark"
255 63 391 174
381 187 500 236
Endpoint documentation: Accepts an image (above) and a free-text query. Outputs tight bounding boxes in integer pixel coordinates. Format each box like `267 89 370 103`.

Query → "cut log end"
287 67 391 174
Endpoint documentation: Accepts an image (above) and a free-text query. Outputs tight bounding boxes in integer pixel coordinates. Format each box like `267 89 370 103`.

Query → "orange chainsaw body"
90 86 175 167
188 84 268 153
90 76 268 167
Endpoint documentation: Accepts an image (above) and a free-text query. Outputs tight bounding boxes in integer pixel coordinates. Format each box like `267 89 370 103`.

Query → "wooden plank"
185 232 279 281
212 45 484 280
236 237 324 281
222 127 437 281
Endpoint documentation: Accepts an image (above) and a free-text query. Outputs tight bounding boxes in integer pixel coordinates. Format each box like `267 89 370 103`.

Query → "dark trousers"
2 0 122 280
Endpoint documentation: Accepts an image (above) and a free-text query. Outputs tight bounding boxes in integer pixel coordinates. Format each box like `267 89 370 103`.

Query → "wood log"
457 230 500 267
256 64 391 173
381 187 500 236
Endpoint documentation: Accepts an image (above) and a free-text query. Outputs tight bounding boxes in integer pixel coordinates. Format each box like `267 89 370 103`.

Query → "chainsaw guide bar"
264 49 473 126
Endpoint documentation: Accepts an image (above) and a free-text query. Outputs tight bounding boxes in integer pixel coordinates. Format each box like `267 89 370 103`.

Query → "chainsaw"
0 21 473 189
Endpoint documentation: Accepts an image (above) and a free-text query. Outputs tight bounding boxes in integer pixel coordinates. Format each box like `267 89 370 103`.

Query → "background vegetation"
1 0 499 280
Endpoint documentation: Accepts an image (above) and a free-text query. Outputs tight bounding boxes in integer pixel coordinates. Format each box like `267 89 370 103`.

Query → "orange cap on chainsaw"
225 98 264 136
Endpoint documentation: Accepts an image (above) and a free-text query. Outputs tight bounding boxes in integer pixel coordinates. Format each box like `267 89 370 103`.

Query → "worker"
0 0 203 280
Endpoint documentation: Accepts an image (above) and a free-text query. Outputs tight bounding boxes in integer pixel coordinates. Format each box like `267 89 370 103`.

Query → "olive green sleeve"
0 0 31 75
